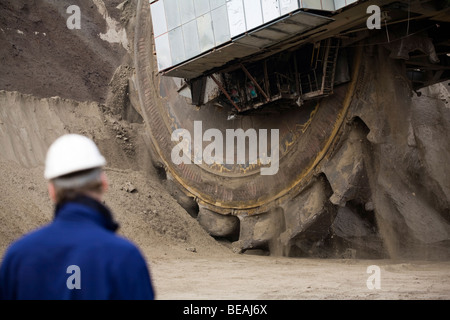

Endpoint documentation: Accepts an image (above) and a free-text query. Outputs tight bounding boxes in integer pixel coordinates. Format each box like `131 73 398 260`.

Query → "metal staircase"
300 38 340 101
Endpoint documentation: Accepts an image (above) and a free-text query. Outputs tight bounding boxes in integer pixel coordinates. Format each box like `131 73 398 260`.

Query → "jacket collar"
54 195 119 232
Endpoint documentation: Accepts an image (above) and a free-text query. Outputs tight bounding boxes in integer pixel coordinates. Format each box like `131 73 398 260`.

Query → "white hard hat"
44 134 106 180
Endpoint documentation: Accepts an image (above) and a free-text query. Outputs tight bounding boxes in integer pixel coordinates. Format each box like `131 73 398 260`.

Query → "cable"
406 0 411 37
385 19 391 43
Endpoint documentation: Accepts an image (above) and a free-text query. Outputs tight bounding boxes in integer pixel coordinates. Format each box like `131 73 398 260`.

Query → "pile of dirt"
0 89 230 261
0 0 126 103
0 0 231 261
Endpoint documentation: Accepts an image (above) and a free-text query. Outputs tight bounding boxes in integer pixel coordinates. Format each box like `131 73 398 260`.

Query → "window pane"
244 0 263 31
322 0 336 11
197 13 215 52
195 0 210 17
210 0 226 10
227 0 246 37
154 34 172 70
183 19 201 59
280 0 299 15
302 0 324 10
333 0 347 10
168 26 186 65
261 0 280 23
150 1 167 37
211 5 230 46
164 0 181 31
179 0 196 24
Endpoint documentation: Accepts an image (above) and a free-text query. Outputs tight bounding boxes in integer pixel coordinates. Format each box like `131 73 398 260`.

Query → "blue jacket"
0 196 154 300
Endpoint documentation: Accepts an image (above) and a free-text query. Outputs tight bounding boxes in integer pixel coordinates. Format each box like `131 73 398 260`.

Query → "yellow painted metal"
168 46 363 214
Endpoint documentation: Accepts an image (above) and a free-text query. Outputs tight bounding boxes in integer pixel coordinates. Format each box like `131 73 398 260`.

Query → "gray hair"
51 168 103 203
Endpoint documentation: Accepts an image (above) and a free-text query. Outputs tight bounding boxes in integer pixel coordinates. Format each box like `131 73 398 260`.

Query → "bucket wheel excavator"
133 0 450 258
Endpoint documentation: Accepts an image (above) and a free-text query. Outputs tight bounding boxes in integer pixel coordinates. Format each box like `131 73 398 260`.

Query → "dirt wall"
0 90 229 260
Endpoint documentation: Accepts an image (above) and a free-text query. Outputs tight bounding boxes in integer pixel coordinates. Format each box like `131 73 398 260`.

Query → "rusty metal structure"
149 0 449 112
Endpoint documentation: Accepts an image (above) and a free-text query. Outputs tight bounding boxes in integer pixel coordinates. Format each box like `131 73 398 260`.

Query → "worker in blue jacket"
0 134 155 300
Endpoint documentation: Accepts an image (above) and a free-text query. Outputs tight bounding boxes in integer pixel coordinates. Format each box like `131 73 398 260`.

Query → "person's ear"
48 182 57 203
101 172 108 194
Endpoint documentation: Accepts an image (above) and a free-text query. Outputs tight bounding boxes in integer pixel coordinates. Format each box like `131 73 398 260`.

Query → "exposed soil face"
0 0 126 103
1 0 449 300
324 46 450 260
0 90 230 259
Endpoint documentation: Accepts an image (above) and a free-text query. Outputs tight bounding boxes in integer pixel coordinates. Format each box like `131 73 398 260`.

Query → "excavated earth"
0 0 449 299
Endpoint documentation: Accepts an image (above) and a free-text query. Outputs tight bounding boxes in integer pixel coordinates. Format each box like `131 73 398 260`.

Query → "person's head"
44 134 107 204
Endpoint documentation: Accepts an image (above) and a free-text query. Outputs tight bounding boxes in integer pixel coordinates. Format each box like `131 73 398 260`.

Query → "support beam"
209 74 242 112
240 64 270 102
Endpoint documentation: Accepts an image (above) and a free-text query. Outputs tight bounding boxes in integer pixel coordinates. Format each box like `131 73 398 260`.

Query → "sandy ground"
1 91 449 300
151 256 450 300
